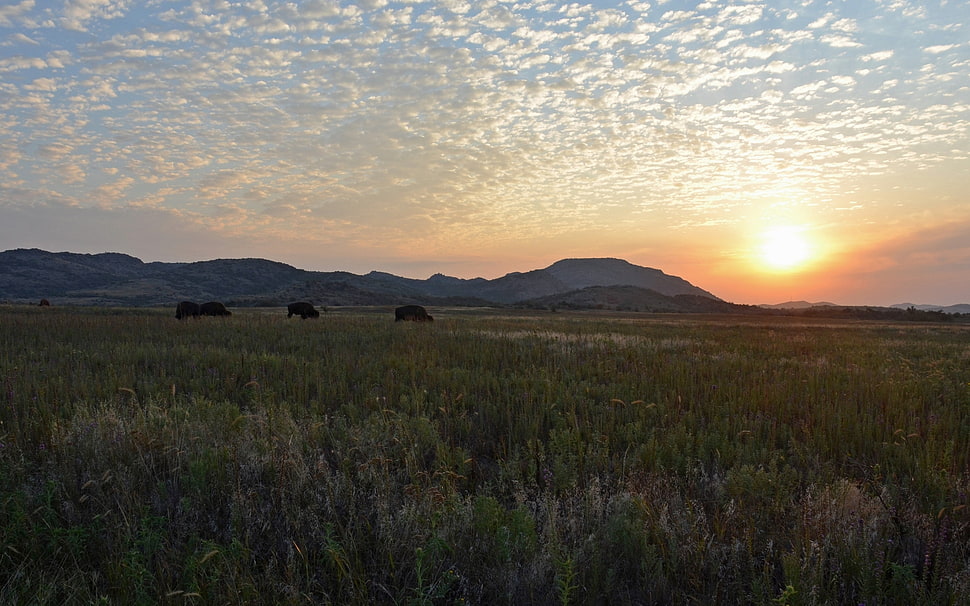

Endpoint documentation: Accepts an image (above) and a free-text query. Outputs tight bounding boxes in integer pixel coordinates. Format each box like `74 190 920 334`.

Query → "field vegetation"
1 305 969 604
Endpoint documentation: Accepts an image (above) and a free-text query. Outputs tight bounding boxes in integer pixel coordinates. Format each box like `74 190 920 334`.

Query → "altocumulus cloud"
0 0 967 286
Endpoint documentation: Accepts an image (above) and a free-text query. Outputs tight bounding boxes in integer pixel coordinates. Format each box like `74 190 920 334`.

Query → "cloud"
24 77 57 92
924 44 959 54
0 55 46 71
292 0 343 20
820 34 862 48
37 142 74 160
807 14 833 29
717 4 763 26
0 0 34 28
58 0 129 32
861 50 894 61
6 31 37 44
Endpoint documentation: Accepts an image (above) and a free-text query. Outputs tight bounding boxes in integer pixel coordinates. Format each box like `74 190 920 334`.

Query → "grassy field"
1 305 969 605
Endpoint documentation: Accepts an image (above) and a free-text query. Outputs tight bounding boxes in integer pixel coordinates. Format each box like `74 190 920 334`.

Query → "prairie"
1 305 968 605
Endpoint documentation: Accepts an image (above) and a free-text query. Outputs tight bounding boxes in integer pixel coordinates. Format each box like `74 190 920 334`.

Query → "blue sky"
1 0 968 305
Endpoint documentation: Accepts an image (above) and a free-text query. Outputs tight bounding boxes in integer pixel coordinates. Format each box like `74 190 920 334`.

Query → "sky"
1 0 968 306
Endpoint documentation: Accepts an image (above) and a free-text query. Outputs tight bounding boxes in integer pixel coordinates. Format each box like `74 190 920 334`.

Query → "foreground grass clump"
1 305 969 604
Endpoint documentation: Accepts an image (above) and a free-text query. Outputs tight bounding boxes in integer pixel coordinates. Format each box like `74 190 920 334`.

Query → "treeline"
790 305 969 323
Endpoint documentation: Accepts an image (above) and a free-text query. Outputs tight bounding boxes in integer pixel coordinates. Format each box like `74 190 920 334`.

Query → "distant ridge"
0 248 721 309
891 302 970 314
760 301 839 309
761 300 970 315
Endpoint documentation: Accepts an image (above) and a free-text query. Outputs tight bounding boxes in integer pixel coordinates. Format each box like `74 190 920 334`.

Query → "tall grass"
1 305 968 604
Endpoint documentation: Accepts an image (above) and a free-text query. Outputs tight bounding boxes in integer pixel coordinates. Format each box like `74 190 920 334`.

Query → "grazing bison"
200 301 232 316
287 301 320 319
39 299 50 307
175 301 200 319
395 305 433 322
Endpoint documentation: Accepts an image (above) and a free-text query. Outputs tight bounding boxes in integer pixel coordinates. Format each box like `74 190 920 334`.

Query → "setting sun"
760 226 812 271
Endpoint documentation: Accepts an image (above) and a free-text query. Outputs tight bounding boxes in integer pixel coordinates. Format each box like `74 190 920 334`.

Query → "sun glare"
759 226 812 271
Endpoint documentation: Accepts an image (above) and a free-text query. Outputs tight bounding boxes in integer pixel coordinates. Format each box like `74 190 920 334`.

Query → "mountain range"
3 249 965 316
1 248 729 311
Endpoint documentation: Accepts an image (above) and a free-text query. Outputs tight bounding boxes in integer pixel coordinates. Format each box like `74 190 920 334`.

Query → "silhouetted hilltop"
546 258 719 298
474 258 720 303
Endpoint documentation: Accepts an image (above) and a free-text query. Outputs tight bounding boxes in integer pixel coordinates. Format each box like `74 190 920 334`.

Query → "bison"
175 301 200 319
39 298 50 307
287 301 320 319
395 304 433 322
200 301 232 316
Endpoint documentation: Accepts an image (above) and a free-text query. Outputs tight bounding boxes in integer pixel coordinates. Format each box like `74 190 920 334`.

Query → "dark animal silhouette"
200 301 232 316
395 305 433 322
175 301 200 319
288 301 320 319
39 299 50 307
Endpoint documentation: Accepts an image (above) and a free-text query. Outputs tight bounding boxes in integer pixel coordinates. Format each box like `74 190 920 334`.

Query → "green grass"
1 305 969 604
